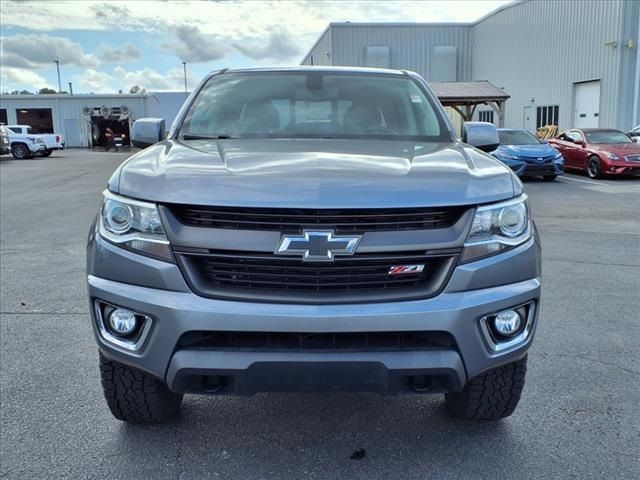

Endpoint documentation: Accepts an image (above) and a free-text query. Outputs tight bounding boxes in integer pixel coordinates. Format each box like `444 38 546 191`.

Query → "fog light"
108 309 138 336
493 309 522 337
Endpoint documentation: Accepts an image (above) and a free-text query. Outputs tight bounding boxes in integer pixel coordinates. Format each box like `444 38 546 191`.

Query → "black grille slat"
170 205 464 233
178 331 456 352
181 250 456 294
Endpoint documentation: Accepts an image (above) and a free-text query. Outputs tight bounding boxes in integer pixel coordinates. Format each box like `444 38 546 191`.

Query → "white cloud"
1 67 53 92
0 33 99 69
0 1 515 64
166 25 227 63
100 43 141 62
233 28 301 60
72 69 116 93
72 66 198 93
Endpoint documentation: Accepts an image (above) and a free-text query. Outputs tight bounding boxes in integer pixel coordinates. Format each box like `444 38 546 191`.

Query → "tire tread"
99 353 182 423
445 355 527 420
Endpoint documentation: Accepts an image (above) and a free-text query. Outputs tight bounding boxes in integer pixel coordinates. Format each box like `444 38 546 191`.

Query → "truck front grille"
177 330 455 352
174 249 460 304
169 205 464 233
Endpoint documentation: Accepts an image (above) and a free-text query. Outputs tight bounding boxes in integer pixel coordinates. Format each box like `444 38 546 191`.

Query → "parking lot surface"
1 150 639 479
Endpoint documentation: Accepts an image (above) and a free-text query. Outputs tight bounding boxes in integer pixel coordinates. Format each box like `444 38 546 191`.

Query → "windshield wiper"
182 134 236 140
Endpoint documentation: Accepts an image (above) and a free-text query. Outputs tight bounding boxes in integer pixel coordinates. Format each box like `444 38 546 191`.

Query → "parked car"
6 126 47 159
548 129 640 178
88 67 541 423
7 125 65 156
492 128 564 181
0 125 10 156
627 125 640 143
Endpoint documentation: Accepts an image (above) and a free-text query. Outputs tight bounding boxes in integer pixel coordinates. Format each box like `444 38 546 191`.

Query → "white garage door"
574 80 600 128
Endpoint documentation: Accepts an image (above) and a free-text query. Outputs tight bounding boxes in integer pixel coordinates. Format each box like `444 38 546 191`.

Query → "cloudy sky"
0 0 512 94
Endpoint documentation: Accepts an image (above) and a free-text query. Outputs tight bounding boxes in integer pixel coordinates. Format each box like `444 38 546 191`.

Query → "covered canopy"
429 80 510 127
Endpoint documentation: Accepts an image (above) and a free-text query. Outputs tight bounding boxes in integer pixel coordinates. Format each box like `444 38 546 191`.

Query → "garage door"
573 80 600 128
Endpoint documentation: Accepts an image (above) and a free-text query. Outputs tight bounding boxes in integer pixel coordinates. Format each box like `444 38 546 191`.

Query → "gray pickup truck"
87 67 540 423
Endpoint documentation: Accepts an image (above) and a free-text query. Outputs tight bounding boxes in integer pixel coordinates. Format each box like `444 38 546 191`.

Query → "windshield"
498 130 540 145
179 72 450 142
585 130 632 144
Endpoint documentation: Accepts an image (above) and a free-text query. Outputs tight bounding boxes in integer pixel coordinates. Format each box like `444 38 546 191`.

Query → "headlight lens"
462 195 531 262
605 152 620 160
99 190 172 261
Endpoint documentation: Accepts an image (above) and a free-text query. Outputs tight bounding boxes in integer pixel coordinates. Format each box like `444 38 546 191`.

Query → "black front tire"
542 174 557 182
445 355 527 420
99 353 183 423
11 144 31 159
587 156 601 179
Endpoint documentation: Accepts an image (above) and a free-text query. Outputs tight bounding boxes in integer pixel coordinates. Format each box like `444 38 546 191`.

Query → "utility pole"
182 61 188 95
68 82 73 95
54 60 62 93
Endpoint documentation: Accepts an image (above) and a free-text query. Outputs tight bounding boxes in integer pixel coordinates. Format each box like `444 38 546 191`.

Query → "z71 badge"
388 264 426 275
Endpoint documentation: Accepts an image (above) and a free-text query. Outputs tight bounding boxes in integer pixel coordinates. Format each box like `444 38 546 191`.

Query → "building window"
536 105 559 128
479 110 494 124
0 109 7 124
364 46 390 68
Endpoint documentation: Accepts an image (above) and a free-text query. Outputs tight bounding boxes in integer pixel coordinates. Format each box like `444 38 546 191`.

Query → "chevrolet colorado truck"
87 67 541 423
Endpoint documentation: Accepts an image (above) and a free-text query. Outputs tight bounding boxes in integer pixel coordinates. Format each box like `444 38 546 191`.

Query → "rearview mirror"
462 122 500 152
131 118 166 149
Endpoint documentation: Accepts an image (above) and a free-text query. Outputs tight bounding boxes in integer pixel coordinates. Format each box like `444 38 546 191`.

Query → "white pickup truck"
7 125 65 159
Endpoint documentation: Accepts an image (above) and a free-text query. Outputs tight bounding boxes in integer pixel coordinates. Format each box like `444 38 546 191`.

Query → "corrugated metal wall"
329 24 472 81
302 23 472 81
472 0 632 130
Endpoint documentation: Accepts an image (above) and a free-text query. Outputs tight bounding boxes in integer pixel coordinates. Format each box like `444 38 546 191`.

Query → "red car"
548 129 640 178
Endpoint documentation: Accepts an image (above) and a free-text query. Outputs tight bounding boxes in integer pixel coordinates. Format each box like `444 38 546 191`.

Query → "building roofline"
299 1 526 63
326 1 525 28
471 0 526 25
300 25 331 65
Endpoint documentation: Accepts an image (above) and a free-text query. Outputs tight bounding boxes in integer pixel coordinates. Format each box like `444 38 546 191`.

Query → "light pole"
182 61 188 95
53 60 62 93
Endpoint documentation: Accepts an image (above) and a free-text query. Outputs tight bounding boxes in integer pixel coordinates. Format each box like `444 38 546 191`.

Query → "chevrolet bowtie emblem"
275 230 362 262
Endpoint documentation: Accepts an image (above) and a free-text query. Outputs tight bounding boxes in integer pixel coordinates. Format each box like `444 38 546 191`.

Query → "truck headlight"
462 194 531 262
99 190 172 261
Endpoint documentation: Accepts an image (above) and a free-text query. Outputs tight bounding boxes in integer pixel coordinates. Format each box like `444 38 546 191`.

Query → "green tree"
38 87 58 94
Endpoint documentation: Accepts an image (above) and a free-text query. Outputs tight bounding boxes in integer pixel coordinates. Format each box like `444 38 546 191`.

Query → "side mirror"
462 122 499 152
131 118 166 149
573 138 584 146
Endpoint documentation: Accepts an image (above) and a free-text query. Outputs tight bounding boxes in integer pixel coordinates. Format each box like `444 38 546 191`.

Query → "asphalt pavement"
1 149 639 479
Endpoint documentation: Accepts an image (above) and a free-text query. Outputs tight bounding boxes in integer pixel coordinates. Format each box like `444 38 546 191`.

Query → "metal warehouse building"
0 92 187 148
302 0 640 132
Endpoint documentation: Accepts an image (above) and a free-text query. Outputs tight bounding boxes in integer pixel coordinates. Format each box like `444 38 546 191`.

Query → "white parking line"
558 175 609 187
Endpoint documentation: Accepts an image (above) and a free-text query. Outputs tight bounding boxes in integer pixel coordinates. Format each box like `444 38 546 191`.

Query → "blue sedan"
492 129 564 181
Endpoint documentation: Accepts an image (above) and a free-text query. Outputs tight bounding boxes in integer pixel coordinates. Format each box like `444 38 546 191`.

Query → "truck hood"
113 138 517 208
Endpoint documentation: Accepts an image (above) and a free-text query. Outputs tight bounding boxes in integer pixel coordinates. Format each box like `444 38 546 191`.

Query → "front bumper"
496 157 564 177
602 163 640 175
88 231 542 395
